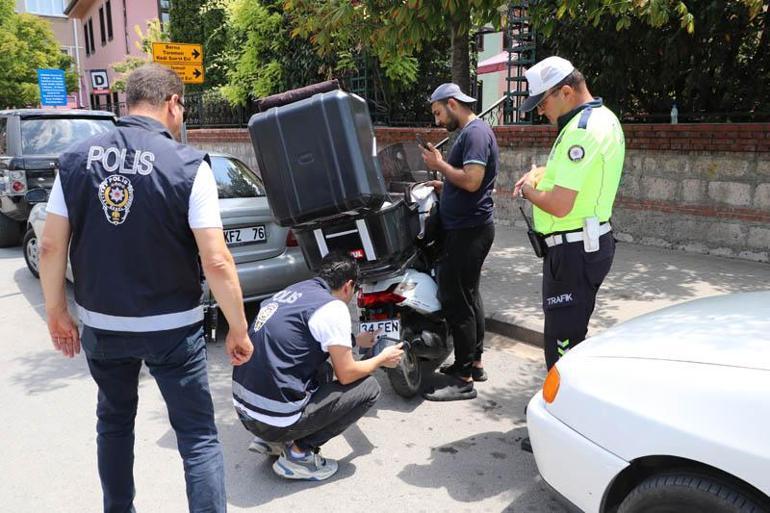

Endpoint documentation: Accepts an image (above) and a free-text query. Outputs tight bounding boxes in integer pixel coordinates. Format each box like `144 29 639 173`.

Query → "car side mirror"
25 188 48 204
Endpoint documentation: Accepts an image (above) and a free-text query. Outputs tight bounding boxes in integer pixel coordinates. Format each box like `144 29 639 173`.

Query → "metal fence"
92 91 769 127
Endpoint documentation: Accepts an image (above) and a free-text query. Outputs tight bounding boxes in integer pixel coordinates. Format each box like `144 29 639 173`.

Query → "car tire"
23 228 40 278
0 212 22 248
618 473 768 513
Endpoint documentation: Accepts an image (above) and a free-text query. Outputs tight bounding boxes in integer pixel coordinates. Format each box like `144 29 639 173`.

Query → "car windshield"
21 118 115 155
210 156 266 198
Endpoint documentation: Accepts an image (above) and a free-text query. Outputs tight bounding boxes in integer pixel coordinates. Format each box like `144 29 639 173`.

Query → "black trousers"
240 363 381 452
438 223 495 378
542 232 615 369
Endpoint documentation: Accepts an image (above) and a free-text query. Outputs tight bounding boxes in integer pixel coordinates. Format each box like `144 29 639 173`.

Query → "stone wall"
189 123 770 262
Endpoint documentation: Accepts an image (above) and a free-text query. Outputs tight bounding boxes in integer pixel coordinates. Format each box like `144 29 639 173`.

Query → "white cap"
520 56 575 113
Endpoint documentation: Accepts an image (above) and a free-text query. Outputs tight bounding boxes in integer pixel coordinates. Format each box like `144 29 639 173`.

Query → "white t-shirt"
46 160 223 229
307 299 353 351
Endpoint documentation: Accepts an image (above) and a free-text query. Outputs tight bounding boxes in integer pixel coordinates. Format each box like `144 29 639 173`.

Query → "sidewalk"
481 223 770 346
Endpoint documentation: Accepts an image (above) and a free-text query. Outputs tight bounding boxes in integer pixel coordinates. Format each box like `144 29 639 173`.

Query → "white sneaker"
248 436 285 457
272 449 339 481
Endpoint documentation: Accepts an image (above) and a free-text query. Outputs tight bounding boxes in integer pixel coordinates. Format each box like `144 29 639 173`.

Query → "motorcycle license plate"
359 319 400 342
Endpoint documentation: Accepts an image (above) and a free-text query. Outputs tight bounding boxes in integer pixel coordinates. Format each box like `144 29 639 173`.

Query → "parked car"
23 153 312 305
0 109 117 247
527 292 770 513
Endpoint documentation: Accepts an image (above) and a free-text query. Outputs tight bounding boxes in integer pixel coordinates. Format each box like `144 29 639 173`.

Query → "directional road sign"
152 42 204 84
37 69 68 107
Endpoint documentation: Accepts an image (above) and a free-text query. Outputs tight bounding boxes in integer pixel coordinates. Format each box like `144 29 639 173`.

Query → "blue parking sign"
37 69 68 107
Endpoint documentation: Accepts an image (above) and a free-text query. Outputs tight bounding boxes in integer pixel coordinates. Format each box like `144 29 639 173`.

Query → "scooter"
356 181 453 398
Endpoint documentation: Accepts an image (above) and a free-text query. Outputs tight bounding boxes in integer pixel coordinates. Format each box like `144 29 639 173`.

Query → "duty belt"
543 223 612 248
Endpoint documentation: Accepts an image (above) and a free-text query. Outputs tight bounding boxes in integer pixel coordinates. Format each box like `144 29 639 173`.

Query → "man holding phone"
419 83 499 401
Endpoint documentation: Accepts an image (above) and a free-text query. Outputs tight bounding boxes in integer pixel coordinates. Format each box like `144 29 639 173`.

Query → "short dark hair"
126 63 184 109
555 69 586 91
318 252 359 290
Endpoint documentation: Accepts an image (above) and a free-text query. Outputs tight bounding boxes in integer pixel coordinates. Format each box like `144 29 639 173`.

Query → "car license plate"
359 319 401 342
224 225 266 246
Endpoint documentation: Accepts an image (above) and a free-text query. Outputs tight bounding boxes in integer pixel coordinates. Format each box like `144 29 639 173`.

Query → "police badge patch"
253 302 279 332
98 175 134 225
568 145 585 162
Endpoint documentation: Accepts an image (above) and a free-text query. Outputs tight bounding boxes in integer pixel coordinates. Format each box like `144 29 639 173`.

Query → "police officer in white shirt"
39 63 253 513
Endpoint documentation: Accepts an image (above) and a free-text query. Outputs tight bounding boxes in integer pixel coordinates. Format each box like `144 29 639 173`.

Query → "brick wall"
189 123 770 262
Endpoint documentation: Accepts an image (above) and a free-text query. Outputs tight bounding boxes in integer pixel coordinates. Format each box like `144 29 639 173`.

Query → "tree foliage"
0 0 78 108
169 0 233 90
284 0 503 93
535 0 770 119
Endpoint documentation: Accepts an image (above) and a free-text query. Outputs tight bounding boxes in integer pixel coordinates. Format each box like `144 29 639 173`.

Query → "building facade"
64 0 169 111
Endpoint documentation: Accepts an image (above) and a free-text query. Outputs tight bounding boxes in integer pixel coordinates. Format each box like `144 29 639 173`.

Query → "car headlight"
543 365 560 404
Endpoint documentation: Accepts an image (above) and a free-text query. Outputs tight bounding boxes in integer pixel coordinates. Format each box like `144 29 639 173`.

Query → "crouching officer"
39 63 253 513
514 57 625 370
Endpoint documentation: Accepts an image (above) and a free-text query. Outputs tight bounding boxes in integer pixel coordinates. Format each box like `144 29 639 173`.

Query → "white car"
527 292 770 513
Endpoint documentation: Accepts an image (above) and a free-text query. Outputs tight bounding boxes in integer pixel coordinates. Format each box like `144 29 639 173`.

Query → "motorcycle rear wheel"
386 346 422 398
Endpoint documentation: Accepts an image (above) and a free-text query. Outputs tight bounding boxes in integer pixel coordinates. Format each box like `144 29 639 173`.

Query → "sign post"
37 69 68 107
151 42 204 85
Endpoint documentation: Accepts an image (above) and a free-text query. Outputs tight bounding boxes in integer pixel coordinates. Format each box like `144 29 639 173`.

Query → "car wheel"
618 473 767 513
23 228 40 278
0 212 22 248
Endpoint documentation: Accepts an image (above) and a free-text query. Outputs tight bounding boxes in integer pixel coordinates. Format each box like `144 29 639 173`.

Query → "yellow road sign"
152 42 203 65
165 64 205 84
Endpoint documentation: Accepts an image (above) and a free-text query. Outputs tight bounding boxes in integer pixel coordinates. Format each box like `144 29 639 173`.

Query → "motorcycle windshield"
376 142 435 189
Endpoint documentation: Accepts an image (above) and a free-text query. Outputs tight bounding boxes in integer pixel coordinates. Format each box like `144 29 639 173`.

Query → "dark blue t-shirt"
440 118 498 230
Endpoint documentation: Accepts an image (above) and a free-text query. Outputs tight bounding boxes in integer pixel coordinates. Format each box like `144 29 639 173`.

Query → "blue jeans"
81 323 226 513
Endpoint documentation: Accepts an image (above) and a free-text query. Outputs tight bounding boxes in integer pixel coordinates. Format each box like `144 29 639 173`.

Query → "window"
476 33 485 52
25 0 65 16
159 0 171 29
88 17 95 54
99 7 106 46
106 1 114 41
83 22 90 57
210 157 267 199
21 118 115 156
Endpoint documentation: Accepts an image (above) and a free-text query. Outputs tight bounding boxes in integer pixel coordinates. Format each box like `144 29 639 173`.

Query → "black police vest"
58 115 209 332
232 278 338 426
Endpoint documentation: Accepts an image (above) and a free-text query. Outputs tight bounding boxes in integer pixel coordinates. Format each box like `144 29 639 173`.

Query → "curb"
485 317 544 348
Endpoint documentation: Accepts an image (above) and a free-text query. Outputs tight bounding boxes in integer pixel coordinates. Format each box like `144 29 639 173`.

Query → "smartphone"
415 134 430 150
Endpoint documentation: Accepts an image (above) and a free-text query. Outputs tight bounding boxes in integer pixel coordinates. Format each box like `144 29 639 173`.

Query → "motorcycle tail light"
357 284 406 308
11 180 26 194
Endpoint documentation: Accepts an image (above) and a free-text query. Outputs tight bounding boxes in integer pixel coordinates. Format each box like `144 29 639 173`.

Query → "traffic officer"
39 63 253 513
514 56 625 370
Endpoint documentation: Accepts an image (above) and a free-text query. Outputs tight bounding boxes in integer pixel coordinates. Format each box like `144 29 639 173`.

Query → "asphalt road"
0 245 568 513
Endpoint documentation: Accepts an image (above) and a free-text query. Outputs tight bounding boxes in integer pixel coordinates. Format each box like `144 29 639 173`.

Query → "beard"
444 112 460 132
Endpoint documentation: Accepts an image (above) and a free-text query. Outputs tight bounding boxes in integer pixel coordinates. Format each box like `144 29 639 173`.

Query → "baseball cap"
429 83 477 104
519 56 575 113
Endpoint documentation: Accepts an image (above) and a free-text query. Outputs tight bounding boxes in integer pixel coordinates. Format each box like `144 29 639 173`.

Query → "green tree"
0 0 78 108
221 0 333 105
169 0 233 90
284 0 503 94
535 0 770 119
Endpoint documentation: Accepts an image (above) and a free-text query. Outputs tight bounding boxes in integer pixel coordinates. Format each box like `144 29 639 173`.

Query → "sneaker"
272 449 339 481
422 376 477 401
248 436 285 457
439 363 488 382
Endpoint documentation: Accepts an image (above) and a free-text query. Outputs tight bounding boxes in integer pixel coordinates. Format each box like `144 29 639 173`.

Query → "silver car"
23 152 311 305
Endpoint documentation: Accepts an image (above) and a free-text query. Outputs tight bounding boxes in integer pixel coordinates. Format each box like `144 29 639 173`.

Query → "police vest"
534 98 625 234
232 278 338 427
58 115 209 332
